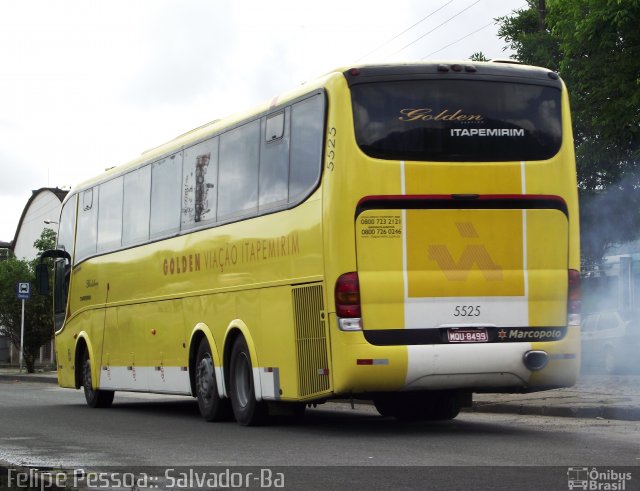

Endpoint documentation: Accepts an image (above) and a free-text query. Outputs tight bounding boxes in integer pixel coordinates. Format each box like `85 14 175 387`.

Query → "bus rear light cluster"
335 272 362 331
568 269 581 326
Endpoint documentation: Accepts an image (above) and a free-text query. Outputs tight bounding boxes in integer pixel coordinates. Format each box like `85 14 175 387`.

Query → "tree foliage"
0 229 55 372
33 227 56 254
469 51 489 62
496 0 640 267
497 0 561 70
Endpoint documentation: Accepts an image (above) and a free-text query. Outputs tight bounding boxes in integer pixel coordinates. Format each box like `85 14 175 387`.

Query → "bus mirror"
35 263 50 295
36 249 70 296
40 249 71 263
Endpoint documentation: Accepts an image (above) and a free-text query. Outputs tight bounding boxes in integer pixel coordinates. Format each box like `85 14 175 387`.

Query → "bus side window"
123 165 151 246
265 112 285 142
97 176 123 253
217 119 260 221
150 154 183 239
53 259 68 316
57 196 76 261
53 195 76 326
259 108 290 211
181 137 219 229
75 187 99 263
289 94 324 203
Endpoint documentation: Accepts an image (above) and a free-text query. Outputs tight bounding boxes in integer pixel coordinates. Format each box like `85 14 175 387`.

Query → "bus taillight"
335 272 362 331
568 269 581 326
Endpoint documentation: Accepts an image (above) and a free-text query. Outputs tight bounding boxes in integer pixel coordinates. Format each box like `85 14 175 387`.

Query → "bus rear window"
350 80 562 162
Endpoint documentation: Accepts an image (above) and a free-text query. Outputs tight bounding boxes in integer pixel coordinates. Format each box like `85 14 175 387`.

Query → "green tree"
469 51 489 62
548 0 640 190
0 229 56 372
496 0 640 267
34 227 56 253
497 0 561 69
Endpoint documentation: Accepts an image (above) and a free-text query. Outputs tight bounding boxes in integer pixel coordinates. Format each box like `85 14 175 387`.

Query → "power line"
355 0 454 62
391 0 481 57
422 20 495 59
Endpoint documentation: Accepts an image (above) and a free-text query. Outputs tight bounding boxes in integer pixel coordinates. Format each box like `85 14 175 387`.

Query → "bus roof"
67 69 340 198
66 60 559 201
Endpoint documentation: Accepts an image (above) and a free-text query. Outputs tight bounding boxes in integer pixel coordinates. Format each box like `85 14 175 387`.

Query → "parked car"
581 310 640 374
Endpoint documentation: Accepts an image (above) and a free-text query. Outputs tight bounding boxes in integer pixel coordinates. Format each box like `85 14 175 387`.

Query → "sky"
0 0 527 242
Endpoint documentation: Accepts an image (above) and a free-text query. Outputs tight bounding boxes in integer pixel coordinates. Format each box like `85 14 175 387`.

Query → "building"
0 240 12 261
581 239 640 316
0 188 68 365
12 188 68 260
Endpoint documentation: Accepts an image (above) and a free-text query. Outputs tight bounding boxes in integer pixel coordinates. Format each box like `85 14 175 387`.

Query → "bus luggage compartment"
354 197 570 346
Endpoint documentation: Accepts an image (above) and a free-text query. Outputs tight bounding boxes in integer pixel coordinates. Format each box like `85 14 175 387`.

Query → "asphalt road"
1 381 639 490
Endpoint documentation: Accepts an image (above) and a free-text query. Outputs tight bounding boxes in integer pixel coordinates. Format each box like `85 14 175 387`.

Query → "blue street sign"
17 282 31 300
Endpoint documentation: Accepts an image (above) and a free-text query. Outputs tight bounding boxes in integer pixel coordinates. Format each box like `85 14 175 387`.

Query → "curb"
0 373 57 384
467 402 640 421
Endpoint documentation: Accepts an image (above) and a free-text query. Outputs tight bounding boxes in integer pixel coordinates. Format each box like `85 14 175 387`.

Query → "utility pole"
538 0 546 31
19 298 25 372
16 282 31 373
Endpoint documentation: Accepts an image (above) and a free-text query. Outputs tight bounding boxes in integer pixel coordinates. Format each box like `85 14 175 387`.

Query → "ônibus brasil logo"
567 467 632 490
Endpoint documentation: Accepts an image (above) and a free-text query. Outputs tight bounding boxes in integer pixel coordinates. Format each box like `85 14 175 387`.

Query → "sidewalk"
0 367 58 385
1 368 639 421
470 374 640 421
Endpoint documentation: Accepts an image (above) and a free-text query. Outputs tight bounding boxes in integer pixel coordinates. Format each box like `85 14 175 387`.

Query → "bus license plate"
447 328 489 343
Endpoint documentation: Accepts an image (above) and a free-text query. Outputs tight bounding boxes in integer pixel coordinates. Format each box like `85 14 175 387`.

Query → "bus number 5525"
454 306 481 317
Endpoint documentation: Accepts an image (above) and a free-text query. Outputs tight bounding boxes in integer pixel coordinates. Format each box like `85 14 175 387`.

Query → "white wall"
13 190 62 260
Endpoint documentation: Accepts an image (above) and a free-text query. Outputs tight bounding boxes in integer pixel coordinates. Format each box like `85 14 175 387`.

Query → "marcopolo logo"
507 328 563 341
567 467 632 490
497 328 566 342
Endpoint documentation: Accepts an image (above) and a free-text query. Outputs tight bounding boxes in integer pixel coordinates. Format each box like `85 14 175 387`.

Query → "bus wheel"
195 338 232 422
373 396 399 418
372 393 428 420
424 394 461 421
229 336 267 426
82 350 114 408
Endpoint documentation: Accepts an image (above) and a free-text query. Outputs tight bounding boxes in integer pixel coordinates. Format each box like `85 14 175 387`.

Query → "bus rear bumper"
329 320 580 395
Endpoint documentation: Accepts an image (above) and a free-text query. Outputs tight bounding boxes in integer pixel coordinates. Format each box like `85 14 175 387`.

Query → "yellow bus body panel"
57 195 326 399
54 63 580 402
321 70 580 394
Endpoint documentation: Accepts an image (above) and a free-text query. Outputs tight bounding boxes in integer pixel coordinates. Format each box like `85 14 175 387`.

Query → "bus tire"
373 393 426 420
424 394 461 421
195 338 232 422
82 350 114 409
229 336 267 426
372 396 398 418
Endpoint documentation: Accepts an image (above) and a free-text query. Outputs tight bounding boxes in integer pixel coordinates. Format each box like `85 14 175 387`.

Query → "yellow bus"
37 61 581 425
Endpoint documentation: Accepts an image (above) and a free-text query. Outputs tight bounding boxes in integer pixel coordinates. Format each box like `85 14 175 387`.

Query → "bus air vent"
292 284 331 397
